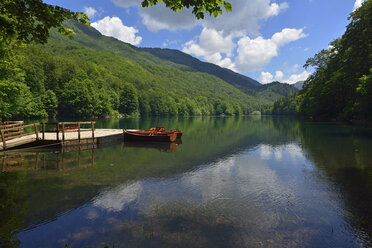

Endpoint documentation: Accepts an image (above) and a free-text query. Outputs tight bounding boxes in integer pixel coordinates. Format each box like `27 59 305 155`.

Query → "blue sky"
44 0 363 84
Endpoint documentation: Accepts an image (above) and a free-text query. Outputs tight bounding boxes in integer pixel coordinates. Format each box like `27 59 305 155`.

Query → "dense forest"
0 19 297 120
267 0 372 121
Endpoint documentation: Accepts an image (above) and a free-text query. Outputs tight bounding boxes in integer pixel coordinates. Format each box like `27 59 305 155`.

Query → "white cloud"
83 6 97 18
284 71 310 84
111 0 307 75
203 0 289 36
275 71 284 81
183 28 306 73
112 0 288 35
353 0 364 10
259 69 310 84
140 4 198 32
91 16 142 45
182 28 236 70
260 72 274 84
234 28 307 72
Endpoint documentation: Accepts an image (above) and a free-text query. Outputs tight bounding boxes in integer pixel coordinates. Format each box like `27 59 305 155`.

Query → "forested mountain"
142 48 261 93
255 82 298 102
0 21 296 119
267 0 372 121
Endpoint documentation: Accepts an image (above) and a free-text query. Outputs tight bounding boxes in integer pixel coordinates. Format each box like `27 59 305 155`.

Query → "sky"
44 0 364 84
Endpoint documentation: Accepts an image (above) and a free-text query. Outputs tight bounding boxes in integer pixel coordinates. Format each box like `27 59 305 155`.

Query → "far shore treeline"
266 0 372 121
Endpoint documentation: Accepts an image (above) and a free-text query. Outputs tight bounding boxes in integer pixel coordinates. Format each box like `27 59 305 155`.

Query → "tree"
119 84 139 116
0 0 89 46
42 90 58 118
295 0 372 120
141 0 232 19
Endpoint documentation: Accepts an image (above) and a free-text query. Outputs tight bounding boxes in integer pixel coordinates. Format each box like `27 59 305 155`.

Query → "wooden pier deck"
0 121 124 151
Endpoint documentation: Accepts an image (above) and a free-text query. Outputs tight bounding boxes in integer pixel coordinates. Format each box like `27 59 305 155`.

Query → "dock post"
56 123 59 141
91 122 95 143
42 123 45 140
1 130 6 150
78 123 81 143
62 123 65 143
34 123 39 140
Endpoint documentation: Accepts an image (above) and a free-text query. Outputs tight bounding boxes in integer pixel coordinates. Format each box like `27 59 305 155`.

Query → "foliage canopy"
141 0 232 19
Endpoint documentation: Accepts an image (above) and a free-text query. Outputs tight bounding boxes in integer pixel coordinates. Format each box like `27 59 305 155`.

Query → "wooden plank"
2 123 37 132
0 123 23 129
3 130 24 137
4 132 36 141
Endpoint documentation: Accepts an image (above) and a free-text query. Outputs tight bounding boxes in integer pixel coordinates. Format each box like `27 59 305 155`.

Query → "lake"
1 116 372 247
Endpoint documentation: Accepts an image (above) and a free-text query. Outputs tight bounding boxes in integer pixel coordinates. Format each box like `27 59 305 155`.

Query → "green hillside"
142 48 261 92
0 21 296 119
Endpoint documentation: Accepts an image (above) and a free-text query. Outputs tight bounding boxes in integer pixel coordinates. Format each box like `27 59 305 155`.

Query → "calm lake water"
1 116 372 248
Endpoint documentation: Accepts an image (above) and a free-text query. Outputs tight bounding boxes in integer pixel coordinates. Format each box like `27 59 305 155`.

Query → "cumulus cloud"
259 69 310 84
284 70 310 84
113 0 288 34
275 71 284 81
182 28 236 69
183 28 306 73
112 0 306 74
260 72 274 84
91 16 142 45
234 28 307 72
83 6 98 18
203 0 289 36
353 0 364 10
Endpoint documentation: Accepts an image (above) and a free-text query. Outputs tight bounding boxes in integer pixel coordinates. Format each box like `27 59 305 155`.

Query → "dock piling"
42 123 45 140
1 130 6 150
34 123 39 140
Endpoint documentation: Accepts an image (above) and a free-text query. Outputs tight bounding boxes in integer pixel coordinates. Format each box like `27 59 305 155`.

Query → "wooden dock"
0 121 124 151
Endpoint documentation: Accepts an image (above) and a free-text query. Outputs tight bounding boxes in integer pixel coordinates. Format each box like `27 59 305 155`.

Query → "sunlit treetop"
141 0 232 19
0 0 88 44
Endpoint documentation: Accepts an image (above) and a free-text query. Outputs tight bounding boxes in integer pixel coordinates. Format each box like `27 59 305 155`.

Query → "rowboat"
124 127 182 142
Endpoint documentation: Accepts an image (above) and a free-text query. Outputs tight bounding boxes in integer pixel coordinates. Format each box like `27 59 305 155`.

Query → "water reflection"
0 116 371 247
124 141 182 153
1 149 95 173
